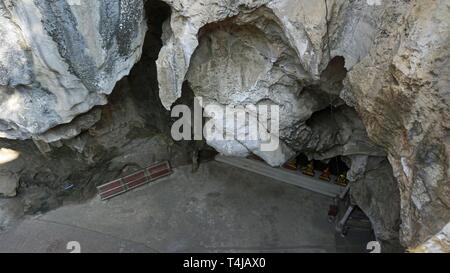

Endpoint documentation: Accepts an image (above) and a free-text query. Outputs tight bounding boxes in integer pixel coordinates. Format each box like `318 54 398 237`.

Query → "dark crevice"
295 153 350 176
99 1 172 136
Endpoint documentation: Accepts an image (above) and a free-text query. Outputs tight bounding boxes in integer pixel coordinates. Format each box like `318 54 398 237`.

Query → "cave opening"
320 56 348 95
99 7 402 250
6 2 400 253
127 0 172 132
180 9 397 250
295 153 350 177
99 0 173 132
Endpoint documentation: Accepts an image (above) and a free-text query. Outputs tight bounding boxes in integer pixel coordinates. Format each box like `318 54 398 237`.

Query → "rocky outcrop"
409 222 450 253
344 0 450 247
0 0 146 140
0 171 19 197
349 156 401 250
157 0 389 165
0 0 192 223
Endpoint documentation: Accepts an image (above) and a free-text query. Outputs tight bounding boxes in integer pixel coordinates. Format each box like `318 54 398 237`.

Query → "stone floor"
0 161 374 253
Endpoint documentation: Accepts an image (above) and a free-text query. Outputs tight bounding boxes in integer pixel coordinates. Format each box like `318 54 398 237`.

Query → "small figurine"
319 167 331 181
336 174 349 186
301 161 315 177
283 159 298 171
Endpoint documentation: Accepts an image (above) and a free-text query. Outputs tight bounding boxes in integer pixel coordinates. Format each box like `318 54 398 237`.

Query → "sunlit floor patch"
0 148 20 165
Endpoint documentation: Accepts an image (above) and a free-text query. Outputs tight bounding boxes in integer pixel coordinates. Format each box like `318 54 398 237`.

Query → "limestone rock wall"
0 0 146 140
344 0 450 247
0 0 193 229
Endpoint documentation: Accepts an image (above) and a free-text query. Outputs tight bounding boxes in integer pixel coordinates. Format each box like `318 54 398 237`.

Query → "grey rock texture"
344 0 450 247
157 0 391 165
0 1 193 231
409 222 450 253
0 170 19 197
349 156 401 250
0 0 146 140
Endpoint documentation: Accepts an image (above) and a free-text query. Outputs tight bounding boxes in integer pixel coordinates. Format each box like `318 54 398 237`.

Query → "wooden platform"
215 155 344 197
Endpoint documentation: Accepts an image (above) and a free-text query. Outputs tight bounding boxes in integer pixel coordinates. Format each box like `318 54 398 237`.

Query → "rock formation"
0 0 146 140
409 222 450 253
0 0 193 222
155 0 449 249
0 0 448 251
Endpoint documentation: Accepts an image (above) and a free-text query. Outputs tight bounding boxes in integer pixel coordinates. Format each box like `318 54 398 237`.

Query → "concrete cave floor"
0 161 374 253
